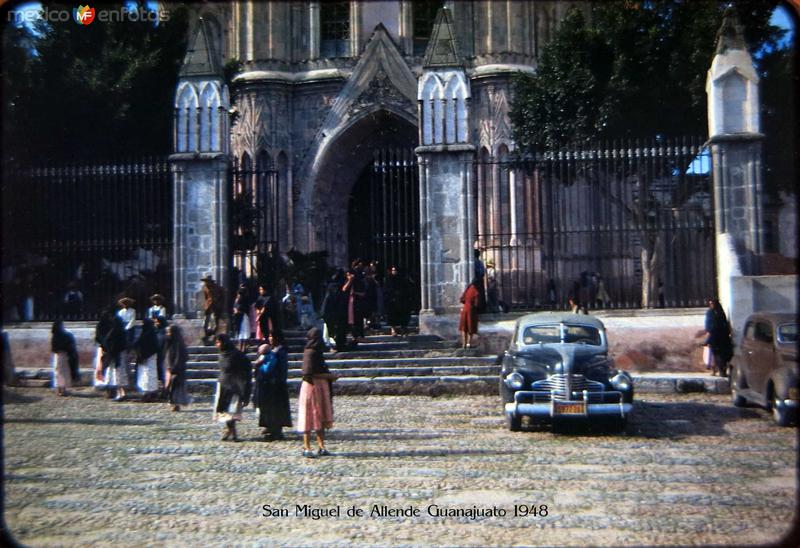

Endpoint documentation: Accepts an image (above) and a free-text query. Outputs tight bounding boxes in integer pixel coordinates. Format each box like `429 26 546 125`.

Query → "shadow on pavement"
4 417 159 426
328 428 445 441
626 400 763 438
2 389 42 404
332 448 524 459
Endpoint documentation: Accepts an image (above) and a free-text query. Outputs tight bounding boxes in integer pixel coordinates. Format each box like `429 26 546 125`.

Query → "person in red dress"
459 278 483 349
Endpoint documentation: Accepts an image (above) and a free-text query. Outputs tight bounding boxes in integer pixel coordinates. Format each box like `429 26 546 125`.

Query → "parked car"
730 313 798 426
500 312 633 431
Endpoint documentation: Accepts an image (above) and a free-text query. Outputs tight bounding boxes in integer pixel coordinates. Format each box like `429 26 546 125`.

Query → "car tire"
771 393 791 427
730 365 747 407
506 413 521 432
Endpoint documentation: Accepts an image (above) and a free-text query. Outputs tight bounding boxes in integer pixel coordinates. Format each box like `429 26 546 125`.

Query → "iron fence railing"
474 136 715 310
2 158 172 321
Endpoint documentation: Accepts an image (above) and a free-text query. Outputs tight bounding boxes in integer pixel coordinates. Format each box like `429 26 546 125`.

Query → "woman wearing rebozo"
696 298 734 377
213 334 252 442
163 324 192 412
298 327 335 458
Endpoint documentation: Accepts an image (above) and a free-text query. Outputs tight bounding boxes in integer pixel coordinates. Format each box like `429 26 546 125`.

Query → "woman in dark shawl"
698 298 734 377
384 265 411 337
102 312 129 401
297 327 335 458
213 334 252 441
133 318 160 401
163 324 191 412
253 332 292 441
51 321 78 396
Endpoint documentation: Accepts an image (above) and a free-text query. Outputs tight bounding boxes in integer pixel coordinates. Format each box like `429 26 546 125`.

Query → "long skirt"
213 383 244 423
105 352 129 388
137 355 159 393
236 314 251 341
52 352 71 390
166 372 192 406
297 379 333 433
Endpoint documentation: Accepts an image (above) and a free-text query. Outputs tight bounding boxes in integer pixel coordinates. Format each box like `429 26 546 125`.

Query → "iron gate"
370 148 420 307
474 137 716 310
229 155 280 286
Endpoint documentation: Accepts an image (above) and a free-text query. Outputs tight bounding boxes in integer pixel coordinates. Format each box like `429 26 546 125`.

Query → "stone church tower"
173 1 582 319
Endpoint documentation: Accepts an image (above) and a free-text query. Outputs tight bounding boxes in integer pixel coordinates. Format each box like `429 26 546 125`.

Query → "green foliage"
2 2 189 162
510 1 786 152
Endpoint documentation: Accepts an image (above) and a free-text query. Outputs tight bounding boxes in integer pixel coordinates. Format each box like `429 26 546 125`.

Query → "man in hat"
202 275 226 343
148 294 167 320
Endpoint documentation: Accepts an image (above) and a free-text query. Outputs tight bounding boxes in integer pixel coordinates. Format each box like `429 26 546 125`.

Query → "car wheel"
506 413 521 432
730 365 747 407
771 393 791 427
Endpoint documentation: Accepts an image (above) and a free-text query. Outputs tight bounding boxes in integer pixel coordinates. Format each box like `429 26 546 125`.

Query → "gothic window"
199 82 221 152
412 0 443 56
320 1 350 57
175 83 198 153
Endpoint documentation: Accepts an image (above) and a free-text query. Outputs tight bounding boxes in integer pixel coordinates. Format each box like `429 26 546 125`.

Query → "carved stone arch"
198 82 221 152
420 73 444 145
175 83 199 152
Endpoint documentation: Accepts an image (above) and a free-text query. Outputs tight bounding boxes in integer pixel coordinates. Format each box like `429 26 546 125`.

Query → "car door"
737 321 757 385
749 320 776 399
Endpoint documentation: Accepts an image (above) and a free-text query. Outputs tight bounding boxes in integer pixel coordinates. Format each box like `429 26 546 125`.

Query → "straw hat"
150 293 165 303
118 297 135 307
486 259 495 267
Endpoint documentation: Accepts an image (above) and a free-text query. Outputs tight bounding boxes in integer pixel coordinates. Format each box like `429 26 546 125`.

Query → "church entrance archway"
311 110 419 306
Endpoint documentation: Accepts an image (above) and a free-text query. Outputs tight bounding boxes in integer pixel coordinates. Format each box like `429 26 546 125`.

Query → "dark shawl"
301 327 329 383
253 345 292 428
216 343 253 411
51 322 79 381
134 319 160 363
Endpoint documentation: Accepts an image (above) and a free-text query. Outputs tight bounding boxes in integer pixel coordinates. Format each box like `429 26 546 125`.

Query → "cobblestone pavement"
3 387 798 547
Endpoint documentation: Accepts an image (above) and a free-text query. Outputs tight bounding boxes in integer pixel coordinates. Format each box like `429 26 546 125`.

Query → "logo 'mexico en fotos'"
73 5 95 25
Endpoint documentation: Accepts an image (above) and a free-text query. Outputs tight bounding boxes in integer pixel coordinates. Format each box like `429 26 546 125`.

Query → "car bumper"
505 401 633 419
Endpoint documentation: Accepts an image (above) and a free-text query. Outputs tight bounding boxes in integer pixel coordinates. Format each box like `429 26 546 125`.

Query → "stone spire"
423 7 463 69
180 18 221 77
715 7 748 55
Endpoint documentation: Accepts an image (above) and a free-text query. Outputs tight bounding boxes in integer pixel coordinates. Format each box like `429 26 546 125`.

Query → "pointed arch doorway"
312 110 420 308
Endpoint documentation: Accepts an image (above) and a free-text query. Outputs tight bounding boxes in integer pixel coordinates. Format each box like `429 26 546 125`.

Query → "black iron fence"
230 156 280 286
474 137 715 310
2 158 172 321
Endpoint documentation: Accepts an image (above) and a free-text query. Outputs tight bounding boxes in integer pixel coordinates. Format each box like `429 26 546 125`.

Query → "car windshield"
521 324 601 346
777 323 798 344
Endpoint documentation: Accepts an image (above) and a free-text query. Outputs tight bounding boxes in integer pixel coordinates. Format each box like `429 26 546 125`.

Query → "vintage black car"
500 312 633 431
730 312 798 426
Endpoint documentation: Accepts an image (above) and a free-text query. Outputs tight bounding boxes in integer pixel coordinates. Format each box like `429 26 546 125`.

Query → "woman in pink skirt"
297 327 335 458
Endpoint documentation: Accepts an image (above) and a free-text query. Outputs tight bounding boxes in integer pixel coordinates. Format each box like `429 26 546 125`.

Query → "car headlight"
610 373 630 392
505 372 525 390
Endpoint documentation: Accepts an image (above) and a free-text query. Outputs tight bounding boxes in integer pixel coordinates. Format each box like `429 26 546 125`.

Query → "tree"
2 2 189 163
510 1 785 151
509 1 791 307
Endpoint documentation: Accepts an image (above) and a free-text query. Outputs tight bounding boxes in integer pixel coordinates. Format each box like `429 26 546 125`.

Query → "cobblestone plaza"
3 388 797 546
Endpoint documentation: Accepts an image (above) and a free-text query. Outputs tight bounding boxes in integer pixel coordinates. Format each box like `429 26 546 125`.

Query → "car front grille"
530 374 607 402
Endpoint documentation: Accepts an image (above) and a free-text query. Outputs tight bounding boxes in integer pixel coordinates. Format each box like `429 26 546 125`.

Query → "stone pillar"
706 9 764 317
171 18 231 317
416 8 475 335
171 157 230 317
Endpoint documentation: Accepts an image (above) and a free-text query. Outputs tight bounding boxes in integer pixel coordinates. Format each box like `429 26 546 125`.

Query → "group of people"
213 327 334 458
319 260 413 352
71 294 192 411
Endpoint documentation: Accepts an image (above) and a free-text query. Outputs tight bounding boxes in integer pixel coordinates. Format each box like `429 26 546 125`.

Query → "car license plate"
552 401 586 415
